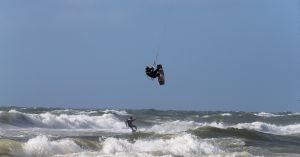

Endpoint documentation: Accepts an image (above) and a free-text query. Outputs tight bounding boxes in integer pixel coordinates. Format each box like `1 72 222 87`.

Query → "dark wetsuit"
145 67 160 79
126 118 137 132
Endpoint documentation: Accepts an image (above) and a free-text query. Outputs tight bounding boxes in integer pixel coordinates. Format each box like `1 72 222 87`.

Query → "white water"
288 113 300 116
102 134 223 156
0 110 127 131
233 121 300 135
2 110 300 136
254 112 282 117
146 120 300 135
2 109 299 157
10 134 225 157
103 109 129 116
201 113 232 118
51 134 254 157
21 135 83 157
220 113 232 116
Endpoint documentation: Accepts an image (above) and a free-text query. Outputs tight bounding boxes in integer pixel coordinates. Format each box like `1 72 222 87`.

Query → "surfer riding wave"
125 116 137 132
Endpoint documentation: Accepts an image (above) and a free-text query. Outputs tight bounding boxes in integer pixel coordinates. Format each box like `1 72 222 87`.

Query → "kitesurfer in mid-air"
145 64 163 79
125 116 137 132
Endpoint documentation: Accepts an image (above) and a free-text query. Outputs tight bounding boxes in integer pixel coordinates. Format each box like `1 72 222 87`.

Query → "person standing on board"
125 116 137 132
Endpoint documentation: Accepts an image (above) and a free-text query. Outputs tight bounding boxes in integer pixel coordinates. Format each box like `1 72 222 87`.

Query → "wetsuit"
126 118 137 132
145 67 160 79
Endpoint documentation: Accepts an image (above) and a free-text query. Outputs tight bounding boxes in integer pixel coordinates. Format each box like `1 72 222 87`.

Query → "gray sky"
0 0 299 111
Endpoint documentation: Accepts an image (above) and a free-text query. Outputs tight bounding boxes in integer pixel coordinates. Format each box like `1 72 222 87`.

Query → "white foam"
202 113 232 118
288 113 300 116
202 122 227 129
78 110 98 115
22 135 82 157
35 112 126 130
103 109 129 116
50 109 74 115
7 134 256 157
1 110 127 131
54 151 173 157
150 120 300 136
54 151 256 157
202 115 211 118
220 113 232 116
35 134 225 157
150 120 300 135
254 112 282 117
101 134 223 157
8 109 19 113
233 122 300 135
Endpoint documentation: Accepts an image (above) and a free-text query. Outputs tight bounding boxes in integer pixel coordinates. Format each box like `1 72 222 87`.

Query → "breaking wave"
100 134 223 157
7 134 253 157
146 120 300 135
254 112 282 117
0 110 126 130
102 109 129 116
22 136 83 157
220 113 232 116
1 108 300 157
287 113 300 116
1 110 300 136
233 122 300 135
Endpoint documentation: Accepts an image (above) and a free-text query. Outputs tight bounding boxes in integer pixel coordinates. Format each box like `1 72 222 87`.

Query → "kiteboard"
157 64 165 85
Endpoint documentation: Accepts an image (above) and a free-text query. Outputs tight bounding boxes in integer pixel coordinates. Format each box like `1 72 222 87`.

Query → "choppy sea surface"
0 107 300 157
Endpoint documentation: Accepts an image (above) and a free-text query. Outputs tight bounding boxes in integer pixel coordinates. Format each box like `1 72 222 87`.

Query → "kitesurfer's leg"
130 126 134 132
133 125 137 131
129 124 137 131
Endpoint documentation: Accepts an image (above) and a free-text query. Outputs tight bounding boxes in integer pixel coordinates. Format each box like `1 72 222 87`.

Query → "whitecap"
233 121 300 135
21 135 82 157
254 112 282 117
101 134 223 157
287 113 300 116
220 113 232 116
202 115 211 118
103 109 129 116
1 110 128 131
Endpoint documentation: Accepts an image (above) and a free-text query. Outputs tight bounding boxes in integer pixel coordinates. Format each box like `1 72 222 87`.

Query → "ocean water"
0 107 300 157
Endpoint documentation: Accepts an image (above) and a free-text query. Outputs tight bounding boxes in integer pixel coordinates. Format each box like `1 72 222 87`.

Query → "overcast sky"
0 0 299 111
